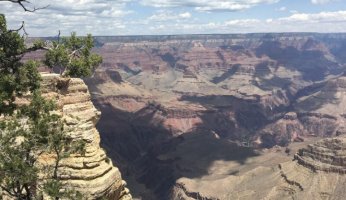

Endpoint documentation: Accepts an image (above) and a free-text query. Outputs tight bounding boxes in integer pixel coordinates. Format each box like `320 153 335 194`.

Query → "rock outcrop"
39 73 131 200
258 112 306 148
294 137 346 173
171 136 346 200
275 136 346 200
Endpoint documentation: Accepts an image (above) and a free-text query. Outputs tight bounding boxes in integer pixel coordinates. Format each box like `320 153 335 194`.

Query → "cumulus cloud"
148 10 192 21
141 0 279 12
278 10 346 23
0 0 132 36
311 0 334 4
145 10 346 34
1 0 345 36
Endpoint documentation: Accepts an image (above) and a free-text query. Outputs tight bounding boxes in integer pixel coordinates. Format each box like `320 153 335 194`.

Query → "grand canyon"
4 0 346 199
68 33 346 199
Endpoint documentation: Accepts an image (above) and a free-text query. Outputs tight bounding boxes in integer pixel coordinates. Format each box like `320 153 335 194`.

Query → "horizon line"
28 32 346 38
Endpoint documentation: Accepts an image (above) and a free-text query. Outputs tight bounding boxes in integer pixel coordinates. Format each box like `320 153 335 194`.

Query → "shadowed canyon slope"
27 33 346 199
82 33 346 199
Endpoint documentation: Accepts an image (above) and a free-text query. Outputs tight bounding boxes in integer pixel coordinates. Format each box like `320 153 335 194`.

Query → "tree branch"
0 0 49 12
57 30 61 43
25 45 49 53
0 185 16 197
8 21 24 32
69 45 85 57
8 21 28 37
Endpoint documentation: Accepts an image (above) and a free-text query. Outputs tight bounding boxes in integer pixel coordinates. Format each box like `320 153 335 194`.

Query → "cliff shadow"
292 78 341 113
92 97 260 200
255 41 343 82
130 110 260 199
180 94 271 130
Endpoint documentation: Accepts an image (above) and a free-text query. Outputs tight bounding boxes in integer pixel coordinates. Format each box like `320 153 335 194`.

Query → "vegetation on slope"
0 1 102 199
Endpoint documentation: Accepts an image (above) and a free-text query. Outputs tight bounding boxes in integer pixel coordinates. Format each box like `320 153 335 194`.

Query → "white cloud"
276 6 286 11
225 19 260 26
0 0 132 36
148 10 192 21
145 10 346 34
179 12 192 19
1 0 346 36
311 0 334 4
141 0 280 12
278 10 346 23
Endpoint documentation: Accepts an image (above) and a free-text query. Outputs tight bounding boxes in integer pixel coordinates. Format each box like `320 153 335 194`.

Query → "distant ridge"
29 32 346 42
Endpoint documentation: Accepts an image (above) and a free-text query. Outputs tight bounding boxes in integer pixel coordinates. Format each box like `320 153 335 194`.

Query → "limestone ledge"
295 137 346 174
40 73 132 200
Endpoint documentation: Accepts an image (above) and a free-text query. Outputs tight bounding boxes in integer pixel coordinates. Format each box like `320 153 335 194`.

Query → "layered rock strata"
258 112 306 147
275 137 346 199
172 137 346 200
39 73 132 200
294 137 346 173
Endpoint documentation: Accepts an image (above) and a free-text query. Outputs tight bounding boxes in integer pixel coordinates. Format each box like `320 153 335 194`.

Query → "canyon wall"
170 136 346 200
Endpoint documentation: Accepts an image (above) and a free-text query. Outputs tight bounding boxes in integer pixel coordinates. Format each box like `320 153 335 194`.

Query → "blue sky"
1 0 346 36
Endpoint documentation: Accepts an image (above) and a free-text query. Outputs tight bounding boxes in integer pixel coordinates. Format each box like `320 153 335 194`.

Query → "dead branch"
57 30 61 43
0 0 49 12
8 21 28 37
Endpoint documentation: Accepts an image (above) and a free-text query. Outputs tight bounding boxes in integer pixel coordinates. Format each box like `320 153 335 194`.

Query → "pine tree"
0 91 86 199
0 2 101 199
44 32 102 77
0 14 41 115
0 91 60 199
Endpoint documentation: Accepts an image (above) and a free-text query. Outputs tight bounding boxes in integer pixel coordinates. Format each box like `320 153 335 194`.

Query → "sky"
1 0 346 36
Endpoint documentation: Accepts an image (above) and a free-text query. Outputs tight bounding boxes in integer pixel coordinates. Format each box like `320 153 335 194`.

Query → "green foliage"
0 14 41 115
0 13 88 199
0 117 38 199
45 32 102 77
28 92 86 200
0 90 86 199
43 180 84 200
0 91 59 199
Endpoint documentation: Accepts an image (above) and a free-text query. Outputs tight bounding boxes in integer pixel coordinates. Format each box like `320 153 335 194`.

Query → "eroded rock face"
258 112 305 148
274 137 346 199
295 137 346 173
171 136 346 200
39 73 131 200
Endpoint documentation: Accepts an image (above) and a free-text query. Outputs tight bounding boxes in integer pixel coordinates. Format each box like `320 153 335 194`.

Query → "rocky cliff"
171 136 346 200
39 73 132 200
295 137 346 173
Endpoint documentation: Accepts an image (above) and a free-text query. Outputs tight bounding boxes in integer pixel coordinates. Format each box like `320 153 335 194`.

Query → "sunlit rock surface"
39 73 132 200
